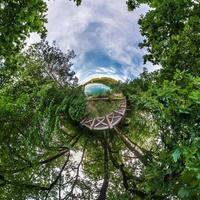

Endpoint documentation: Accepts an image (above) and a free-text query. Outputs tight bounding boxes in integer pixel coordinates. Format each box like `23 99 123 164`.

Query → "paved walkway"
81 98 126 131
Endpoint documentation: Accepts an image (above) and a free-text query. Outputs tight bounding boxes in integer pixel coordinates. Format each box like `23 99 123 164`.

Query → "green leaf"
178 187 189 198
172 149 181 162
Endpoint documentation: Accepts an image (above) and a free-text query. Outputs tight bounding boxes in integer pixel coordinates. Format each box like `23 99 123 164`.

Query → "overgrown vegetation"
68 88 88 121
86 99 122 118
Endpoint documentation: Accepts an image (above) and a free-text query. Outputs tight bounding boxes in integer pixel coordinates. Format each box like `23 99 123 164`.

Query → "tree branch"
62 141 87 200
114 127 148 165
6 134 81 175
45 153 70 200
107 143 146 199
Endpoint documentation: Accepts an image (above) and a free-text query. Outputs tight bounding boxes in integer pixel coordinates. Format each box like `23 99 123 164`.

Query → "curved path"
81 99 126 131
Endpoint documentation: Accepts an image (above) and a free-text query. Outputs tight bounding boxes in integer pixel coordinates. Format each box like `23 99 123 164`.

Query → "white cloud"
26 0 160 83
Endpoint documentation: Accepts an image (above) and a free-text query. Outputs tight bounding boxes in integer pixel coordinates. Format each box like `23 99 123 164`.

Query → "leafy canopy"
0 0 200 199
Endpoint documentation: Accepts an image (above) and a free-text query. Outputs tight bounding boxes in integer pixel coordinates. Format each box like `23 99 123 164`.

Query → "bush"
68 89 87 121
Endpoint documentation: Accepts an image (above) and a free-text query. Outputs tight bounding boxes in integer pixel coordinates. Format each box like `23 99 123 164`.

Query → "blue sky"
28 0 159 84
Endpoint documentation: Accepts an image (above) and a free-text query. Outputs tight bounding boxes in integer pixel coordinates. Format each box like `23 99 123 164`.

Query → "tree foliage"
27 40 78 86
0 0 47 62
0 0 199 199
0 0 48 89
123 70 200 199
68 89 87 121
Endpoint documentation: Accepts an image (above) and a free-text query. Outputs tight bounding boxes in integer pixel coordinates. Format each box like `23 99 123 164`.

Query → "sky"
27 0 159 84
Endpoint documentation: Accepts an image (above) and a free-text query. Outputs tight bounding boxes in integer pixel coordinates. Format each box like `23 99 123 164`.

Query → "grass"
86 98 122 118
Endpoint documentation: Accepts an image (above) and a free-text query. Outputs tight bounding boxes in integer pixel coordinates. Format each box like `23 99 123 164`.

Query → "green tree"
0 42 83 199
130 0 200 78
68 89 88 121
0 0 48 89
0 0 47 62
123 1 200 198
124 70 200 199
26 39 78 86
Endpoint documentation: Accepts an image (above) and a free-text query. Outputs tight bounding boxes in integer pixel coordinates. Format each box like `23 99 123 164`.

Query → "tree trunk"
107 143 146 199
97 135 109 200
114 127 148 165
